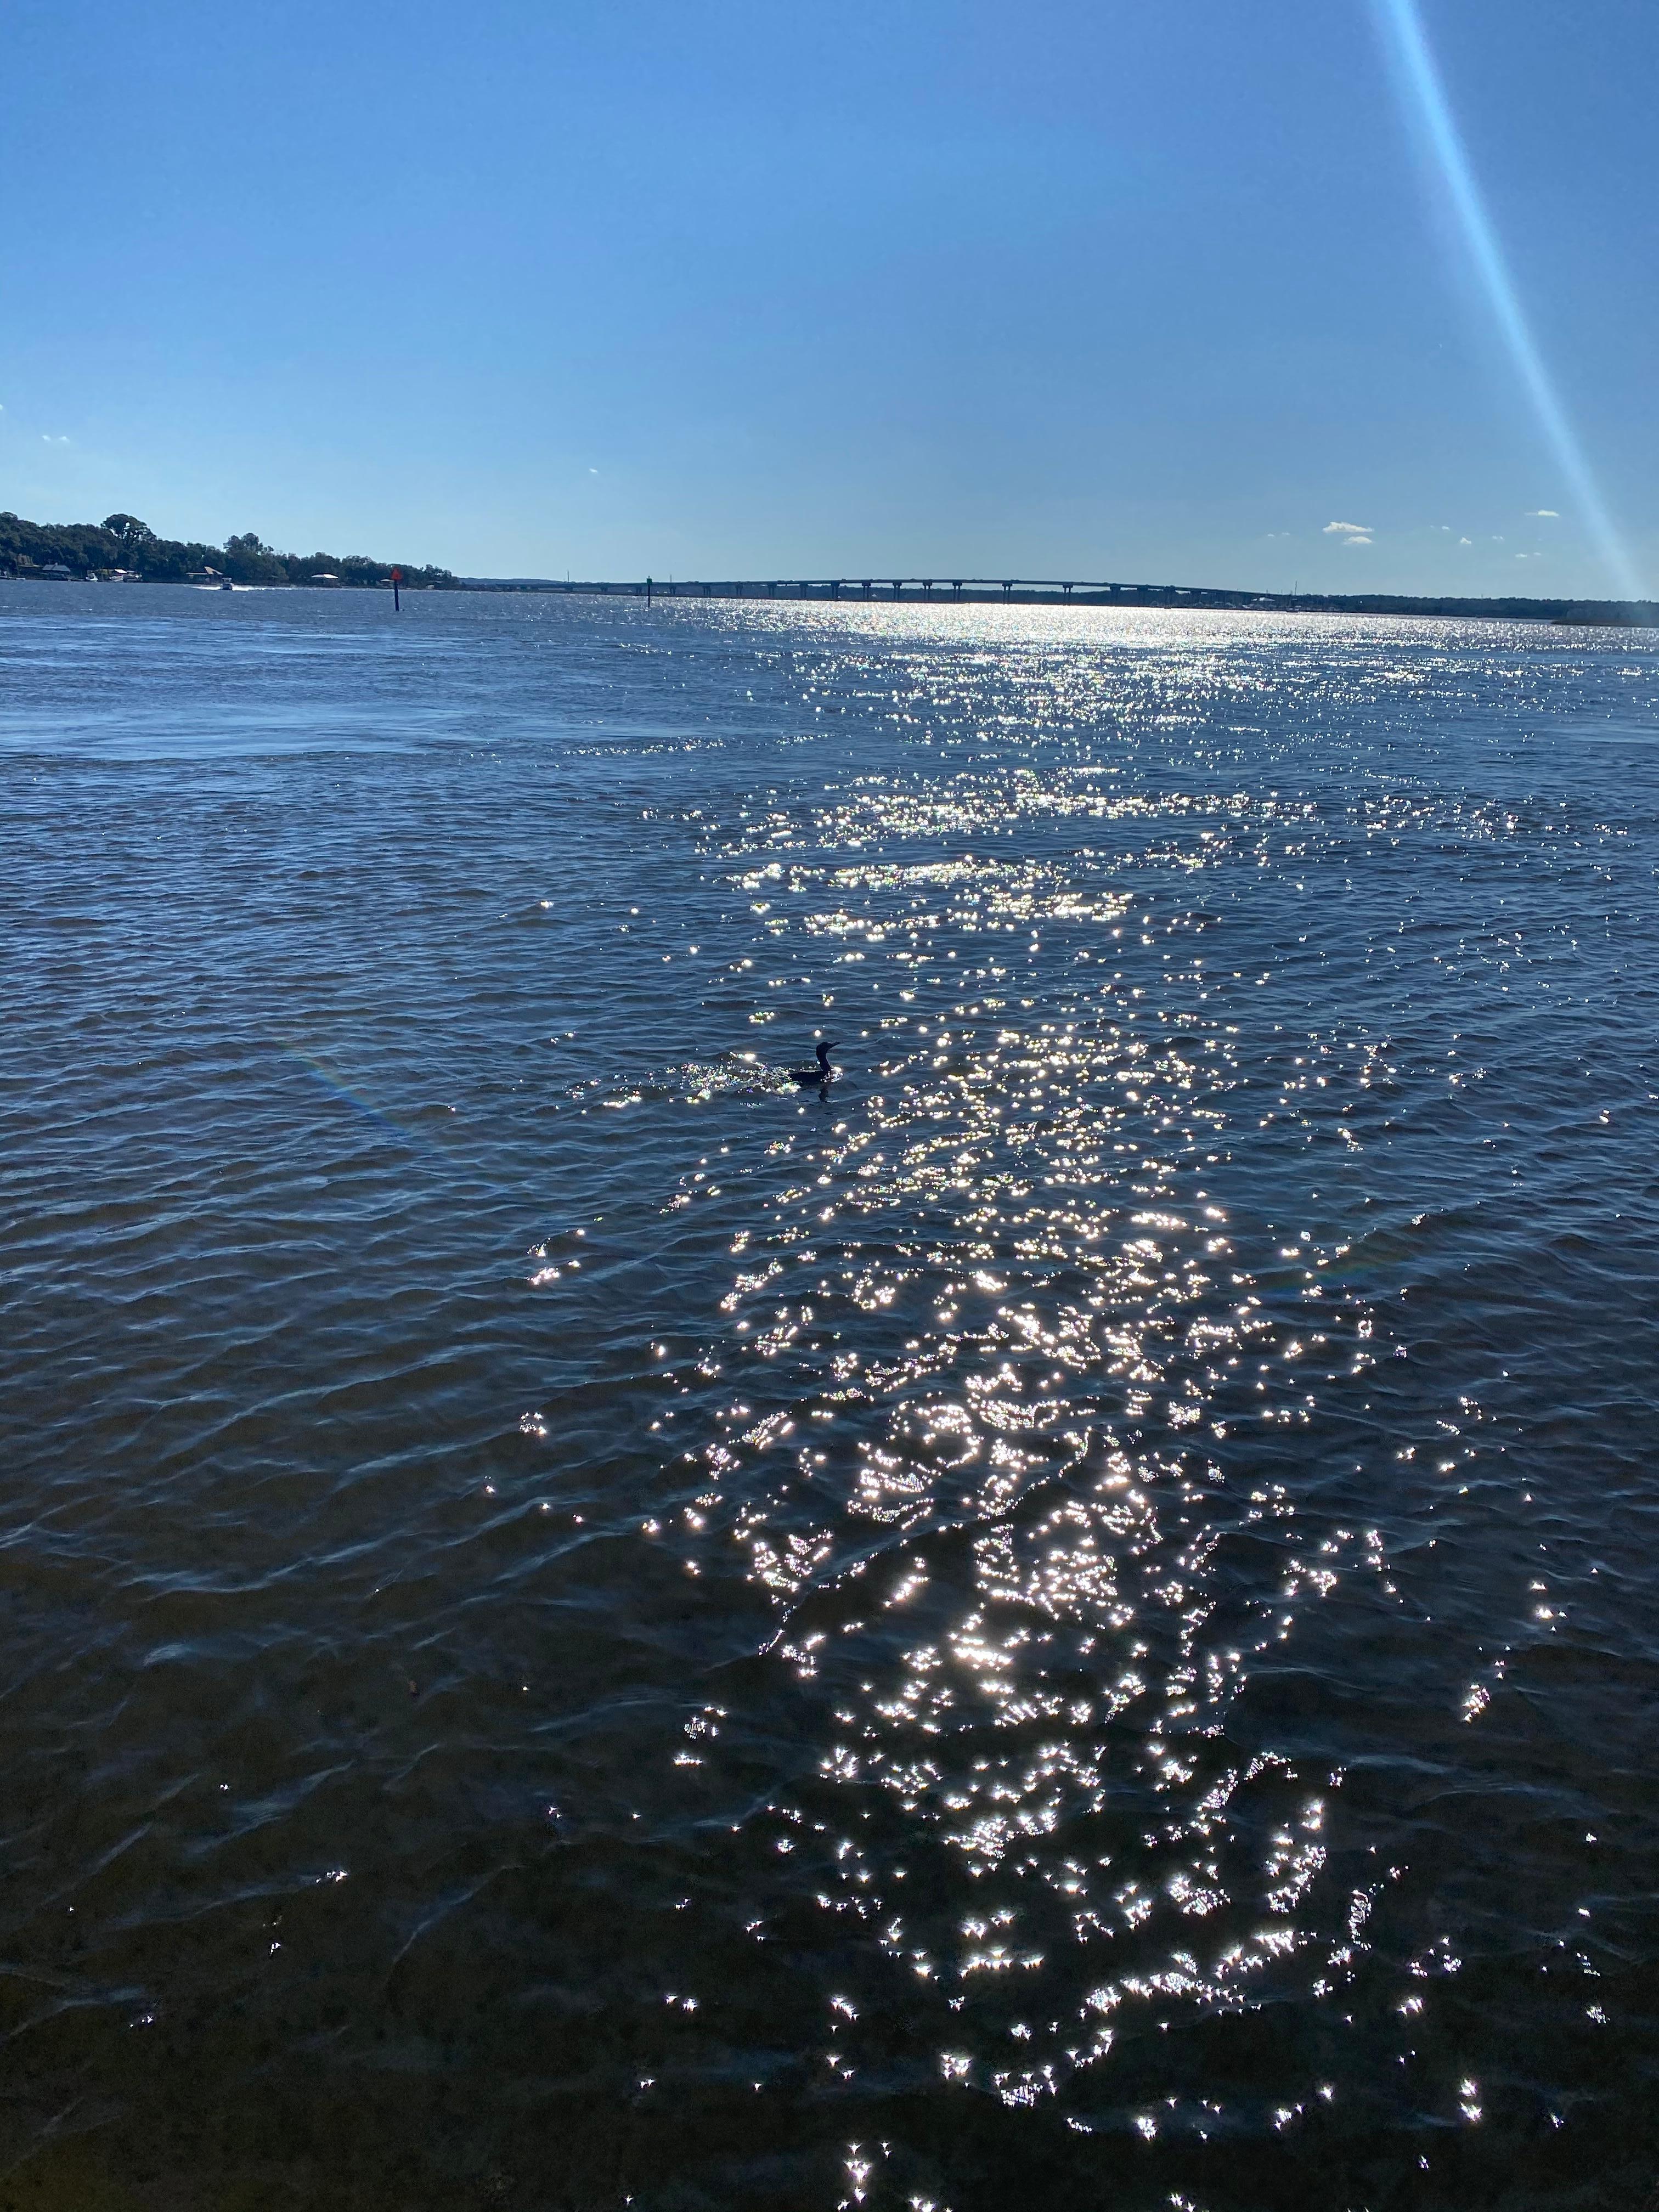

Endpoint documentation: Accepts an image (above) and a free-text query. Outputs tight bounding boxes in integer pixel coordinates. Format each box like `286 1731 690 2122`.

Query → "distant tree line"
0 511 456 589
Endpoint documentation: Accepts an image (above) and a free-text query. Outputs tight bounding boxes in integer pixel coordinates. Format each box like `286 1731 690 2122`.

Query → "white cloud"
1341 534 1373 548
1526 509 1560 518
1459 536 1472 546
1324 520 1372 537
41 433 70 445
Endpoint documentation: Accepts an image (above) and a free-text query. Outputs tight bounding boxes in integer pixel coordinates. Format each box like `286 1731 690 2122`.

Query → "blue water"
3 582 1658 2210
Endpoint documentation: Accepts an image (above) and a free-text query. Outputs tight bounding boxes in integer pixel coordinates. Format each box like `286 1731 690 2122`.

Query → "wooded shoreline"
0 510 454 591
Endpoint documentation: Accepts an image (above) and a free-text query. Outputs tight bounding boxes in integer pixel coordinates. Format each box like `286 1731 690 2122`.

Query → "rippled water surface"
4 583 1659 2210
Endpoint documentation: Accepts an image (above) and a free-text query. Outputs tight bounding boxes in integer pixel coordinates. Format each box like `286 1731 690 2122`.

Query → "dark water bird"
787 1040 838 1085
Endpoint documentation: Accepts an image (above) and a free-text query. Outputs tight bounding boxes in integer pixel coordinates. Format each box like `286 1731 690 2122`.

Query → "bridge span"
472 575 1293 609
453 575 1659 624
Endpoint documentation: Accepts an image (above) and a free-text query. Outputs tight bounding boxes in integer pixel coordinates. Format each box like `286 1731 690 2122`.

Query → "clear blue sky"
3 1 1654 594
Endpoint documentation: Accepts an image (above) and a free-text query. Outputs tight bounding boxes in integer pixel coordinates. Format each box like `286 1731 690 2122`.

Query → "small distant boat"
187 567 234 590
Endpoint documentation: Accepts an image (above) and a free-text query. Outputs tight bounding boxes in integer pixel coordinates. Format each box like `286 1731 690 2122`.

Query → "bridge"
450 576 1659 625
469 575 1289 609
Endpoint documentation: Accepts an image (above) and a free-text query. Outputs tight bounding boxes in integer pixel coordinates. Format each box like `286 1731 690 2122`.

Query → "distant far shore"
1 511 1652 626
